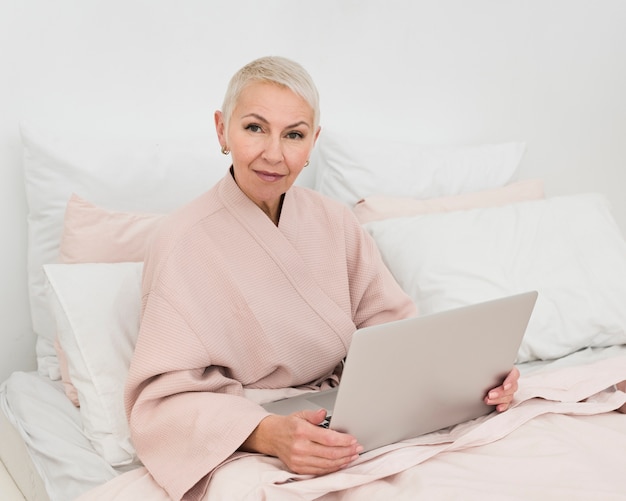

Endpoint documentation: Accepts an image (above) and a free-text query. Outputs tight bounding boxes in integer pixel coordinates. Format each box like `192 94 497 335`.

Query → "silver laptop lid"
263 291 537 452
328 291 537 451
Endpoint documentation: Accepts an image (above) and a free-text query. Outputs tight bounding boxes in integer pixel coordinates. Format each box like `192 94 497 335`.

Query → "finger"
485 387 515 404
484 391 514 411
502 367 520 391
487 367 520 400
302 438 362 464
288 454 359 476
485 387 517 412
281 434 361 474
490 382 517 399
485 394 512 408
285 412 362 472
485 388 516 410
296 408 328 425
288 440 362 475
294 409 360 448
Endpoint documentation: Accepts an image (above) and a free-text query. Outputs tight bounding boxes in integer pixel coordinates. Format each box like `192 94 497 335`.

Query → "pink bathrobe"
124 171 417 501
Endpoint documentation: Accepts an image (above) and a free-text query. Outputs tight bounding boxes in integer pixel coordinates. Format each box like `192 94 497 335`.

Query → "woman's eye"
286 131 303 140
245 124 262 133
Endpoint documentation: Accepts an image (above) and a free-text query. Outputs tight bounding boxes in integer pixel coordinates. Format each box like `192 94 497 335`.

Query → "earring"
221 145 230 155
304 160 310 167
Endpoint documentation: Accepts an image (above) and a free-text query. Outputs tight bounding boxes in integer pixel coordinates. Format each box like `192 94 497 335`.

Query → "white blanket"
76 354 626 501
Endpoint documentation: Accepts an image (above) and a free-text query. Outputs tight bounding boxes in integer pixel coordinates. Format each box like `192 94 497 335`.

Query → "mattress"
2 345 626 501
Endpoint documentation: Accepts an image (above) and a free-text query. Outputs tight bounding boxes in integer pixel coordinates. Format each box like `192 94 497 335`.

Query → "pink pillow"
55 194 165 405
59 194 166 263
353 179 545 224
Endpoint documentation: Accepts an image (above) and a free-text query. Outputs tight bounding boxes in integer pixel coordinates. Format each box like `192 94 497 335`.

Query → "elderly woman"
124 56 520 501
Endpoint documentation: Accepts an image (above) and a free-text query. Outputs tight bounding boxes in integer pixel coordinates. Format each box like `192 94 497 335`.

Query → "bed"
1 123 626 501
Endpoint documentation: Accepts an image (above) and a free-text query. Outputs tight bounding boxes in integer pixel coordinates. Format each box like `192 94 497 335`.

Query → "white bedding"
0 372 123 501
2 346 625 501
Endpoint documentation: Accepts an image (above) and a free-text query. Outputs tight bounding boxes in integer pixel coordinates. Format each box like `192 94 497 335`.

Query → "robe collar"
217 170 354 350
222 166 299 241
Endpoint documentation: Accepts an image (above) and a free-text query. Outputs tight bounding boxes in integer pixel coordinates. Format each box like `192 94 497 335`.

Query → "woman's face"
215 81 320 223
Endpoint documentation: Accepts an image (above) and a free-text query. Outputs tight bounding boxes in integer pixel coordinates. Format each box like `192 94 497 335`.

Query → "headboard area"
1 0 625 381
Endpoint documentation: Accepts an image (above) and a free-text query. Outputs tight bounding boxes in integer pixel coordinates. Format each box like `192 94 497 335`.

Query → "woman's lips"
255 170 285 182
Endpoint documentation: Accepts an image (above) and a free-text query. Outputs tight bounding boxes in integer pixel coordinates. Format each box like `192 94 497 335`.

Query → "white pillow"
22 122 227 379
313 129 526 207
363 193 626 363
43 262 143 467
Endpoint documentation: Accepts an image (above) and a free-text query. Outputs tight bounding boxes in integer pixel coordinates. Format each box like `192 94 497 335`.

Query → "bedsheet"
2 347 625 501
75 349 626 501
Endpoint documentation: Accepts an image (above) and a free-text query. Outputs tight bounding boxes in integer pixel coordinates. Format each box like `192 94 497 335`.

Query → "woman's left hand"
484 367 520 412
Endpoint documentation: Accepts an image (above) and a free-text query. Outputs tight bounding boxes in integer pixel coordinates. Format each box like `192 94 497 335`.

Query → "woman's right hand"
241 408 363 475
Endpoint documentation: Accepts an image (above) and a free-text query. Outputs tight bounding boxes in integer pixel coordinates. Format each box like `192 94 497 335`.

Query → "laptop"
263 290 538 452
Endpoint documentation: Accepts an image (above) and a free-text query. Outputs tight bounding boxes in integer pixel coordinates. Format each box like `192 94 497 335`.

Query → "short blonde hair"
221 56 320 130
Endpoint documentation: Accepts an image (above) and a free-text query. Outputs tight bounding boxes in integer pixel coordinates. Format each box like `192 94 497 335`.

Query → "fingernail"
489 391 497 399
504 383 512 391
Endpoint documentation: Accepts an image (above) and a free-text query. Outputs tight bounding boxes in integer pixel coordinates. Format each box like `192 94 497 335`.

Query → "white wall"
1 0 625 381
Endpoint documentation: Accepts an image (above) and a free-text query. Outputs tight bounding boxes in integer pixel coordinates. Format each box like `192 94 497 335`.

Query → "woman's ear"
313 125 321 144
214 110 226 146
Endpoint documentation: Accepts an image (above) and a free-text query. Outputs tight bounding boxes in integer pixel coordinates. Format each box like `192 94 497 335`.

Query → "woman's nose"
262 135 284 164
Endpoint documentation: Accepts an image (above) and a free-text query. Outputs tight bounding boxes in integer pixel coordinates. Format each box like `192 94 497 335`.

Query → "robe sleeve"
342 207 418 327
125 287 269 501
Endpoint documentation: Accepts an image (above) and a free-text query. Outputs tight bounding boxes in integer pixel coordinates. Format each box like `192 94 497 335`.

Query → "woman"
124 56 520 501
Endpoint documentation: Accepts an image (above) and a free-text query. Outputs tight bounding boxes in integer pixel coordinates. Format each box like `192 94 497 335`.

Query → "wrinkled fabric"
79 354 626 501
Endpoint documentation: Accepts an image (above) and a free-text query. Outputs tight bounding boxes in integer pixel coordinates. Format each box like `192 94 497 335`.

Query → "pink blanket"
77 354 626 501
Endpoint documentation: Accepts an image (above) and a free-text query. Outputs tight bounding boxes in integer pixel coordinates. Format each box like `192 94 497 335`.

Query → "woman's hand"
241 409 363 475
484 366 520 412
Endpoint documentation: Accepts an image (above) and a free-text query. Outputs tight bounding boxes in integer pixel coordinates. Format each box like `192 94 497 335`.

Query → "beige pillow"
59 194 166 263
54 194 165 405
353 179 544 224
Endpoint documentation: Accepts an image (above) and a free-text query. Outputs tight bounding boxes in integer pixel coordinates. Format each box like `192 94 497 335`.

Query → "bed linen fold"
76 353 626 501
0 372 119 501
